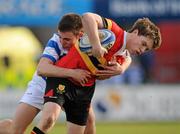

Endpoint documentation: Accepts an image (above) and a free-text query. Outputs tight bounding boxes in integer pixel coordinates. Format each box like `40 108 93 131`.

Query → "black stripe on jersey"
88 56 104 70
101 17 108 29
58 54 66 60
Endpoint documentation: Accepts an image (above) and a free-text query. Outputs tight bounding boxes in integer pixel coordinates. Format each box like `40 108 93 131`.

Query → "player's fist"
92 45 107 58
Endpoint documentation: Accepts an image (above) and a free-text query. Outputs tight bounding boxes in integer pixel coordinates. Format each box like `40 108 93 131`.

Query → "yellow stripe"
106 18 113 30
75 43 107 75
96 57 107 65
75 43 97 75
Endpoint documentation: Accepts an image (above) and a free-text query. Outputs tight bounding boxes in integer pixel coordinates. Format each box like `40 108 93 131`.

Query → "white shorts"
19 81 46 110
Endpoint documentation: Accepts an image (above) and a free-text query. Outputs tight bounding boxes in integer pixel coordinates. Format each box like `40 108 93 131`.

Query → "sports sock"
31 126 45 134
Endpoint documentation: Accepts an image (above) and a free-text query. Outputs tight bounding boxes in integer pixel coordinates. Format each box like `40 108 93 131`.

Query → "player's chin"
63 46 71 51
129 50 137 55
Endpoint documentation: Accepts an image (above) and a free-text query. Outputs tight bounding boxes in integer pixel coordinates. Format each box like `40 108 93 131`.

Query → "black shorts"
44 77 95 126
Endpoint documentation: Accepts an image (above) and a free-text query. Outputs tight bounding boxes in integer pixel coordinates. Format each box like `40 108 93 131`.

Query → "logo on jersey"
45 89 54 97
56 84 65 94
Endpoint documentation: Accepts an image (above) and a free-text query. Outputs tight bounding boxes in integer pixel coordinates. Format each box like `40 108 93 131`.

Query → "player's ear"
79 31 84 37
133 29 139 35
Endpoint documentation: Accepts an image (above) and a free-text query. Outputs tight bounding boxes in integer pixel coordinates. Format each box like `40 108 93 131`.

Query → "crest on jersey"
56 84 65 94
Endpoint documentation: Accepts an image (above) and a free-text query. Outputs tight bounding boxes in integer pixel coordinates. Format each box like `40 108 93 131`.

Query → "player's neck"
125 32 131 47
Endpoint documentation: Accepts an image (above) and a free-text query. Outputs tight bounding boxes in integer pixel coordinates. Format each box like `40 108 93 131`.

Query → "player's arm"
82 12 107 58
37 57 72 78
96 51 132 78
37 57 91 85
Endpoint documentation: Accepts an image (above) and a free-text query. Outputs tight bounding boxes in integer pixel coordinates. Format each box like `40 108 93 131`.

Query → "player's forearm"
37 58 73 78
120 56 132 73
82 13 102 48
38 64 73 78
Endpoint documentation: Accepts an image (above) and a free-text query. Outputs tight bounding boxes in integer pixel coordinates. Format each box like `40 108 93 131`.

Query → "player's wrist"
66 69 75 78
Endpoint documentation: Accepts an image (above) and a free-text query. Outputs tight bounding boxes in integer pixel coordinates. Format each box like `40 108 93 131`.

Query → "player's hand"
92 45 107 58
96 61 124 78
70 69 91 86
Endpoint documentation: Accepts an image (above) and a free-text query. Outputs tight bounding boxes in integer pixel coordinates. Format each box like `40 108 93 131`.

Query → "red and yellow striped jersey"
56 18 126 86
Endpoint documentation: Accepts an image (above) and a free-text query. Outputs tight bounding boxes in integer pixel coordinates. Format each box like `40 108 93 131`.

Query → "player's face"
126 30 153 55
58 31 80 51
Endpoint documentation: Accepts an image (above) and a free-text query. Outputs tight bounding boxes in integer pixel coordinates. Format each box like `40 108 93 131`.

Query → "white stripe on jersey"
42 33 68 62
114 31 127 55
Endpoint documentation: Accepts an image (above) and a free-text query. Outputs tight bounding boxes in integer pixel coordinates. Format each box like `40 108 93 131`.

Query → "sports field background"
27 122 180 134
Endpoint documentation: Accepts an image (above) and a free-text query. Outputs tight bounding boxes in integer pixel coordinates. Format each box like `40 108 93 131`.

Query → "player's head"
126 18 162 55
57 13 83 50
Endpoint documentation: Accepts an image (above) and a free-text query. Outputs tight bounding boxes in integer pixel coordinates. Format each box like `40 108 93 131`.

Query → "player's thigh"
12 102 40 129
87 105 95 123
67 121 86 134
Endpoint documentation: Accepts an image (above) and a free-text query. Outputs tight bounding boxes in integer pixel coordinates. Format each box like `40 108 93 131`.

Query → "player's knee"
0 119 13 134
12 129 24 134
87 112 95 125
11 124 26 134
0 119 13 126
11 118 35 134
11 127 25 134
40 114 56 131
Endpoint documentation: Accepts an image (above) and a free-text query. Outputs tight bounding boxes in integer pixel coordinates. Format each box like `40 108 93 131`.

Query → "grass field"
27 122 180 134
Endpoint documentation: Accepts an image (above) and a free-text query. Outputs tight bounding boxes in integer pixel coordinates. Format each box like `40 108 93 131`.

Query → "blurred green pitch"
27 122 180 134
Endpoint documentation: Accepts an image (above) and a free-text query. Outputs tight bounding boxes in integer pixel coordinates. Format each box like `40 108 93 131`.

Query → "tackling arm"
37 57 91 85
37 57 76 78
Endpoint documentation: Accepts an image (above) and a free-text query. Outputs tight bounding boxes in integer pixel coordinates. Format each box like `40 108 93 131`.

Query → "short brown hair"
128 18 162 49
58 13 83 35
